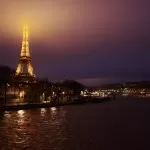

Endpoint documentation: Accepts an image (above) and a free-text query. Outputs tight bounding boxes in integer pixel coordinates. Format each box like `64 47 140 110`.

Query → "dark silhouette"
0 65 15 85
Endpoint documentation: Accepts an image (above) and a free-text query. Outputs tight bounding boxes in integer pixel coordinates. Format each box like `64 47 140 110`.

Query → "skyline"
0 0 150 86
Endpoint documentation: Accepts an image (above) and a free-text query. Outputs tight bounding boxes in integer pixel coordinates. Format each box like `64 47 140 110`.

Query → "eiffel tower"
15 24 36 83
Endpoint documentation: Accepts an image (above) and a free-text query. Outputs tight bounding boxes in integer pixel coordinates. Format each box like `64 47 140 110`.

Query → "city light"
19 90 25 99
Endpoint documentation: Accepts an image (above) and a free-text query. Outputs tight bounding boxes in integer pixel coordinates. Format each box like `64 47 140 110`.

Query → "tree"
62 80 84 95
0 65 15 85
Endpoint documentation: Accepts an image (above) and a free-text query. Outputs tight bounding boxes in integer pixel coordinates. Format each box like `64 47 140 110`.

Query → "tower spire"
15 24 36 82
21 24 30 57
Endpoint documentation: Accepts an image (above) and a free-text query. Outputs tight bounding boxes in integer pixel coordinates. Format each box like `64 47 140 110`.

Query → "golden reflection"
4 111 11 118
17 110 25 124
51 107 57 118
51 107 56 112
41 108 46 117
17 110 25 118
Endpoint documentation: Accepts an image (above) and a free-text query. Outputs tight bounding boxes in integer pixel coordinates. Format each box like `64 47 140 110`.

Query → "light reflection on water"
4 111 11 118
0 107 70 150
0 100 150 149
17 110 25 117
40 108 46 117
51 107 56 112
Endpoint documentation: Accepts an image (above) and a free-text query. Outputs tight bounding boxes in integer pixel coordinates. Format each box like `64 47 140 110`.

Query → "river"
0 98 150 150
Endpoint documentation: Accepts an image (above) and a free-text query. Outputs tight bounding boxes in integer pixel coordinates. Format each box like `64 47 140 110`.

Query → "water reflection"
41 108 46 117
4 111 11 118
1 101 150 149
51 107 57 119
51 107 56 112
0 107 70 149
17 110 25 117
17 110 25 125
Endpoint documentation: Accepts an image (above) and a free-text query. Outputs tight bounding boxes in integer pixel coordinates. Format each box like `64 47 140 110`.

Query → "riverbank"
0 97 112 111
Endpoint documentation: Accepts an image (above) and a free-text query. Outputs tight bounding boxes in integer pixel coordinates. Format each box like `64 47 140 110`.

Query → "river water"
0 98 150 150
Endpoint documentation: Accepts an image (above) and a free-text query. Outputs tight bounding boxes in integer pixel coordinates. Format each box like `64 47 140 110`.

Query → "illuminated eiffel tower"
15 24 36 83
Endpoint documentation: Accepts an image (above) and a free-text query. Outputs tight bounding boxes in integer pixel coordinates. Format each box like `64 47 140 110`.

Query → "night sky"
0 0 150 86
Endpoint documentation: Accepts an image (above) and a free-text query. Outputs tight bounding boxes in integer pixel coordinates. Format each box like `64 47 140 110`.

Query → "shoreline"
0 96 150 111
0 103 76 111
0 97 112 111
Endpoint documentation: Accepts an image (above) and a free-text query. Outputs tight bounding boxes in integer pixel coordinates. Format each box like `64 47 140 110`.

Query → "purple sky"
0 0 150 86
